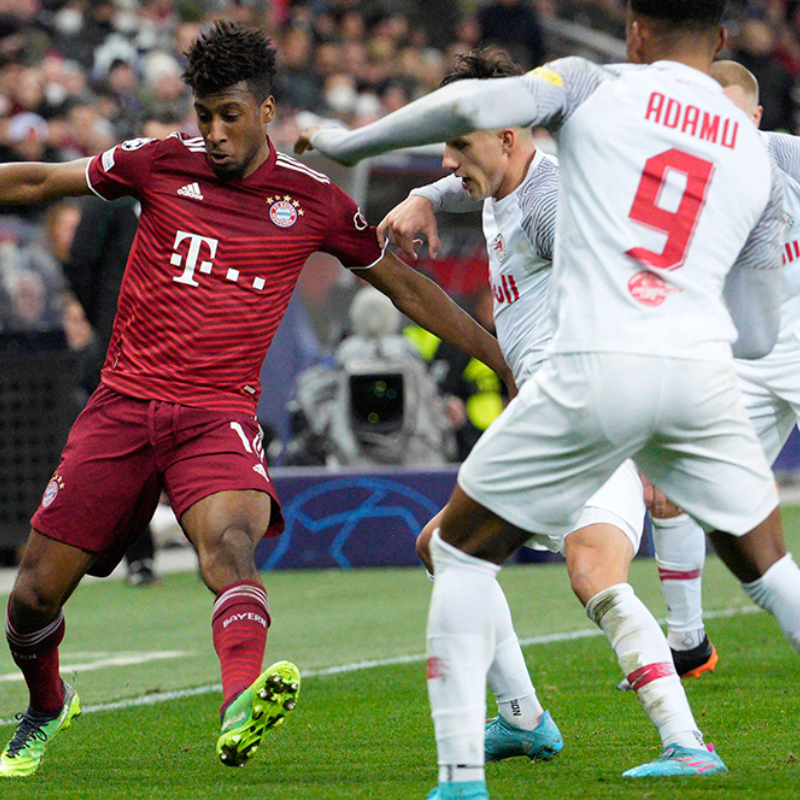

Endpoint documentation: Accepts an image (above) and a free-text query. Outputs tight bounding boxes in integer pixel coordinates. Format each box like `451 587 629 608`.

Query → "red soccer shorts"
32 384 283 576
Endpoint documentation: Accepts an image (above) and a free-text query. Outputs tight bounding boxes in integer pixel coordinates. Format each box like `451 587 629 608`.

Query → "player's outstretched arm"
358 249 516 395
295 75 542 166
0 158 92 205
377 195 440 261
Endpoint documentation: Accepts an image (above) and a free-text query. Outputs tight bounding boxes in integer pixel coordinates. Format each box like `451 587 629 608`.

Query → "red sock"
5 607 66 715
212 580 270 716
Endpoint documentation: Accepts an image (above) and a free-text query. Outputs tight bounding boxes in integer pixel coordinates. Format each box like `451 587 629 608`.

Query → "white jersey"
412 151 558 385
543 59 782 362
761 131 800 345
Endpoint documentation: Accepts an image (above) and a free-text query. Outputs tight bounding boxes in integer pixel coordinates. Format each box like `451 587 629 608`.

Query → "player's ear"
260 96 276 126
500 129 515 154
626 18 645 64
715 26 727 57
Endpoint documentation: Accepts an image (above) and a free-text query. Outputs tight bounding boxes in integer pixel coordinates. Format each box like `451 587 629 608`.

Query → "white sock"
743 552 800 653
487 580 543 730
586 583 704 750
651 513 706 651
428 529 499 779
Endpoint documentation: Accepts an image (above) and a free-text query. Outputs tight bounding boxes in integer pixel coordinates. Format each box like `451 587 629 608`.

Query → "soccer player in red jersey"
0 21 512 777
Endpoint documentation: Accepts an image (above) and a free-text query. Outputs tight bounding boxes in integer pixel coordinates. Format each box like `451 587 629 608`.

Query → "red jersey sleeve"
320 182 384 268
87 137 160 201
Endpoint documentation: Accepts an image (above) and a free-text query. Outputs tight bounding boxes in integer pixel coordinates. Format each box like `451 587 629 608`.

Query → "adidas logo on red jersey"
177 182 204 200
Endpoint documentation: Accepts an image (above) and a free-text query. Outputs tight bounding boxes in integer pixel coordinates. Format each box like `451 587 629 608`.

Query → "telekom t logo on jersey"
170 230 219 286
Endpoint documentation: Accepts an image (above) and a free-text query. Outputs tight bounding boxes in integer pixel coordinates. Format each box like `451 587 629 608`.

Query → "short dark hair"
182 20 277 101
629 0 727 29
440 48 524 88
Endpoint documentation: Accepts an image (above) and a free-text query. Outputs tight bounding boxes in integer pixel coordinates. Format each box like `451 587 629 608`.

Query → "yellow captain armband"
527 67 564 88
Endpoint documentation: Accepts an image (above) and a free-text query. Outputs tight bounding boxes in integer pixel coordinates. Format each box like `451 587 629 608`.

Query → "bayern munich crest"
42 474 65 508
267 195 303 228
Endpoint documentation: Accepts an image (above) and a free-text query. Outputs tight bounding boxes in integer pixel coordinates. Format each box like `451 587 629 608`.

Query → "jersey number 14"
626 148 714 271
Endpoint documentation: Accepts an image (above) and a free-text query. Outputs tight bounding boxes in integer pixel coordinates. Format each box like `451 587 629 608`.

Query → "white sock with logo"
428 529 499 782
586 583 703 750
486 580 543 730
651 513 707 651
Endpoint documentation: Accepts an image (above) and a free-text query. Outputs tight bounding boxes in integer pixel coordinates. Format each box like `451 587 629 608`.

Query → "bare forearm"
0 159 91 204
360 254 513 386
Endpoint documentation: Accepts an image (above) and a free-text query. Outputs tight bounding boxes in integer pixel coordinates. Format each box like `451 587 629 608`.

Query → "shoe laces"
6 712 50 756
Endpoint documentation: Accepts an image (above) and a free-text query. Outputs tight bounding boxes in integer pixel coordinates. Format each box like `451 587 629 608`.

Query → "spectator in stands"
274 24 321 111
1 270 53 332
478 0 546 69
731 17 797 131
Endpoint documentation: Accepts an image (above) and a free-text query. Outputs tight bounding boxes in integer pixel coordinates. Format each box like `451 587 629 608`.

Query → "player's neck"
495 146 536 201
242 138 271 180
649 51 714 75
641 30 719 76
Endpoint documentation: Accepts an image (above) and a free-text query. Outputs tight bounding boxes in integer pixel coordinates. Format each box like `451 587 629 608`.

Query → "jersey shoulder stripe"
179 135 207 153
275 153 331 184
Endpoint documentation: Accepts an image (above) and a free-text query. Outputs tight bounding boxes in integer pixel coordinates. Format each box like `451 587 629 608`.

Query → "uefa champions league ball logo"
257 476 443 570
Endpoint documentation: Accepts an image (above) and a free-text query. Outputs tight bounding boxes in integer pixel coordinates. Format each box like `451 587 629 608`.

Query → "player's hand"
640 474 683 518
377 195 441 261
293 128 318 155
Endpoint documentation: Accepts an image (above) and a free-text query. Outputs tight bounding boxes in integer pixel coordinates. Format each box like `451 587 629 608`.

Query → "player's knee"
196 524 259 590
567 553 624 607
8 577 63 627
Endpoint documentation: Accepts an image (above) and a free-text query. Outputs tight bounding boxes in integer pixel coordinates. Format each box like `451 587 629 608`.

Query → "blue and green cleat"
216 660 300 767
425 780 490 799
622 743 728 777
0 682 81 778
484 710 563 763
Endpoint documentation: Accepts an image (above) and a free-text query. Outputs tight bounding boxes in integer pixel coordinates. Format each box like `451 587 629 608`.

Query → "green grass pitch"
1 509 799 799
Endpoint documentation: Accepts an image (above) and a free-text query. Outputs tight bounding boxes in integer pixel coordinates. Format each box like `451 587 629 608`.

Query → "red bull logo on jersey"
492 273 520 305
628 270 683 306
644 92 738 150
490 233 507 263
267 195 303 228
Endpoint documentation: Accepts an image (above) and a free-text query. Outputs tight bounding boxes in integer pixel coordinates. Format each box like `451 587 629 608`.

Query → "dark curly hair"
182 20 277 101
629 0 726 29
440 48 524 88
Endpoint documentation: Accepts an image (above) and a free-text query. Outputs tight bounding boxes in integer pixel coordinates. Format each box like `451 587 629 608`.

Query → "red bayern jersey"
86 133 383 414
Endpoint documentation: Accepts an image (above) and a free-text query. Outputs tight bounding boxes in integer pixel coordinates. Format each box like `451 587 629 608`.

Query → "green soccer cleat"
216 660 300 767
0 682 81 778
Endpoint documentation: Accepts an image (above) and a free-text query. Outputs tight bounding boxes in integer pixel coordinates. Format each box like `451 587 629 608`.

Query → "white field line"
0 604 762 726
0 651 191 684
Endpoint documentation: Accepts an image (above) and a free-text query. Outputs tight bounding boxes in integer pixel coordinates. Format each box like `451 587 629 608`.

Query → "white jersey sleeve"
518 154 558 261
309 57 629 165
732 159 785 273
409 174 481 214
723 158 784 358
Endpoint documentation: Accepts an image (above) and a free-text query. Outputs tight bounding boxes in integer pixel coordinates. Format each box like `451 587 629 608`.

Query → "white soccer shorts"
735 336 800 465
458 352 778 538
